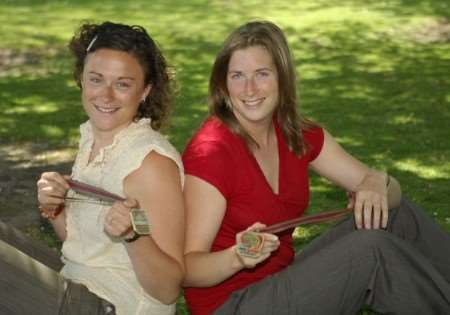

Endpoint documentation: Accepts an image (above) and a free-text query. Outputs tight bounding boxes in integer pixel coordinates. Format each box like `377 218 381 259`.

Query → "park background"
0 0 449 314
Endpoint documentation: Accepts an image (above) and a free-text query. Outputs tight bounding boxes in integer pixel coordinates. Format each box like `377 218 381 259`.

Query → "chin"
245 113 273 123
90 120 118 131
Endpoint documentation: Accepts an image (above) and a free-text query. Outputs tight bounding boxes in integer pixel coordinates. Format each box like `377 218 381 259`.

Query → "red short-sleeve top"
182 117 324 315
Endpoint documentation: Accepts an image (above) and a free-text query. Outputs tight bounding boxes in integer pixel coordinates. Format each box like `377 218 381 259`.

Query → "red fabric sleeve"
182 141 234 199
303 127 324 161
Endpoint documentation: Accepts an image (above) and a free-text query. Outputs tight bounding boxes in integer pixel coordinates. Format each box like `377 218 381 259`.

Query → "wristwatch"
123 231 141 243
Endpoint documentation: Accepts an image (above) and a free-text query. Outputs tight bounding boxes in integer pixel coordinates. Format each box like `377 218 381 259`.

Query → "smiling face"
81 49 151 141
226 45 279 131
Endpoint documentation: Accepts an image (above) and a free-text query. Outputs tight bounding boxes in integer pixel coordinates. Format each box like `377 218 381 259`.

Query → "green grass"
1 1 449 314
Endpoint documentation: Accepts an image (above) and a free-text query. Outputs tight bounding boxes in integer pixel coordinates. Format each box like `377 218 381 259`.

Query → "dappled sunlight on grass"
1 2 448 314
394 158 450 179
3 98 64 115
0 0 447 200
334 136 366 147
40 125 66 138
293 226 323 250
390 114 424 125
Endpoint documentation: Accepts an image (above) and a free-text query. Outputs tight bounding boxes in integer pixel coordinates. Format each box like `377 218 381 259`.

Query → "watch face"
237 232 264 258
130 208 150 235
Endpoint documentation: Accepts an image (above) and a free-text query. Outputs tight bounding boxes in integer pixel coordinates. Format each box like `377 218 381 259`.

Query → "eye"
116 81 131 89
89 76 101 84
256 71 270 78
229 72 243 80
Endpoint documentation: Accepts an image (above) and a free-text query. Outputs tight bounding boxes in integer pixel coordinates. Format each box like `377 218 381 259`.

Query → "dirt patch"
0 48 40 70
0 46 64 77
405 18 450 44
0 142 75 231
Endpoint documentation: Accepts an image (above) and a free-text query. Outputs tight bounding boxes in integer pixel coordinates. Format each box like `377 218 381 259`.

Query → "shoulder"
183 117 236 159
187 117 235 144
125 150 183 196
129 119 181 166
129 119 176 150
132 151 181 181
114 119 183 187
302 125 324 144
182 119 239 197
302 125 324 161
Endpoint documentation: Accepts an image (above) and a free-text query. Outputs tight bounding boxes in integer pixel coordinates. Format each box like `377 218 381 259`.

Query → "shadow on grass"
0 73 83 145
283 19 449 226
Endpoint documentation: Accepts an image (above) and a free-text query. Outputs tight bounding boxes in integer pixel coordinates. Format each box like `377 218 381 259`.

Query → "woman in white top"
33 21 184 314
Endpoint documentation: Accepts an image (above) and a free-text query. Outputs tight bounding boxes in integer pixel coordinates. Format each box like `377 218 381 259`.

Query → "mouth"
242 98 265 107
94 105 120 114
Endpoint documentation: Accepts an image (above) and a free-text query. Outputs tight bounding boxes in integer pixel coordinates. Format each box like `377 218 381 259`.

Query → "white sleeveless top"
60 118 183 315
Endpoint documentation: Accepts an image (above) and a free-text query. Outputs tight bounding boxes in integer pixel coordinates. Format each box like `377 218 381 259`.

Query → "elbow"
143 288 180 305
144 283 182 305
153 287 182 305
142 262 185 305
164 262 185 304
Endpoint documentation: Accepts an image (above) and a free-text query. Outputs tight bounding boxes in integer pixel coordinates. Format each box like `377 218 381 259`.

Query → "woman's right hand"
234 222 280 269
36 172 70 209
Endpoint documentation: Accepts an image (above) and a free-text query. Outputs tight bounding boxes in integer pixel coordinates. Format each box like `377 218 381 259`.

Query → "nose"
244 77 257 96
98 84 114 102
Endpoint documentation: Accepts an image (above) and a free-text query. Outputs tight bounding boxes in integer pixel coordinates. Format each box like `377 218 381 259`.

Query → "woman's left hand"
309 130 397 230
350 172 389 230
104 199 138 239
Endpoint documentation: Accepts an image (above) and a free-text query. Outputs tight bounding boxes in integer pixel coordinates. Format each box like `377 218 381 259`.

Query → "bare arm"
183 175 279 287
104 152 185 304
310 129 402 229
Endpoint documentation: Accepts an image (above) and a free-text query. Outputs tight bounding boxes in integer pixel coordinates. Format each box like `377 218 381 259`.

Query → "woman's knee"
347 229 395 254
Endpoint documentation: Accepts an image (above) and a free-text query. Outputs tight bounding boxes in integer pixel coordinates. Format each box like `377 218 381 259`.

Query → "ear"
141 84 152 102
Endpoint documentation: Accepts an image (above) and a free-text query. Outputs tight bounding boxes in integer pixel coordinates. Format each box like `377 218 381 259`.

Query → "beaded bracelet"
39 203 65 220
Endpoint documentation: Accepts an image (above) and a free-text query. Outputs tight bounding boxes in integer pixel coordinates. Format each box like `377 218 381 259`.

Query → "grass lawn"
1 1 449 314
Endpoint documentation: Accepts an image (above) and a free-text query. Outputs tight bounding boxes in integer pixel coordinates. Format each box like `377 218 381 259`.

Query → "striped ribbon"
68 179 352 234
67 179 125 203
260 208 352 234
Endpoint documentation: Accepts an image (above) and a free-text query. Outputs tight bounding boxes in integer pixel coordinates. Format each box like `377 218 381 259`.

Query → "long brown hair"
209 20 315 155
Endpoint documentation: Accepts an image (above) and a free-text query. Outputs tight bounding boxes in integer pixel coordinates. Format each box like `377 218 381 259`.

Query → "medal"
130 208 151 235
67 179 150 235
237 232 264 258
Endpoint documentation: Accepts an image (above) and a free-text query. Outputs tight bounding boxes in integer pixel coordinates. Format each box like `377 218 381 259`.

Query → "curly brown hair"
69 21 172 130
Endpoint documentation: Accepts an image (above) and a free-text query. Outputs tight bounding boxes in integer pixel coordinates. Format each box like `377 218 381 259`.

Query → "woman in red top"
182 21 450 315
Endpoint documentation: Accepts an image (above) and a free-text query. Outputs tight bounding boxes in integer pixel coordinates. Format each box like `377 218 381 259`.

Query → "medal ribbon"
260 208 352 234
67 179 125 203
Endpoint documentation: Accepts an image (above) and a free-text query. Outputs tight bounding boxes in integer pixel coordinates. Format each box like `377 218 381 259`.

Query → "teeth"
243 98 264 106
95 106 118 113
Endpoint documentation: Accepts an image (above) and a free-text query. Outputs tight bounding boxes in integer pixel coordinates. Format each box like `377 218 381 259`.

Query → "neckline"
81 118 151 167
247 121 282 197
